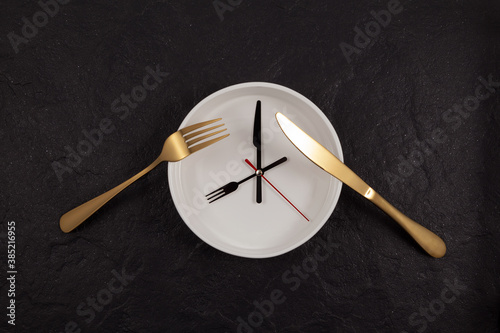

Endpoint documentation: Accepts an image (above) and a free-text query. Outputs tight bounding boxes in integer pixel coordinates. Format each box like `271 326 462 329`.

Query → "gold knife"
276 112 446 258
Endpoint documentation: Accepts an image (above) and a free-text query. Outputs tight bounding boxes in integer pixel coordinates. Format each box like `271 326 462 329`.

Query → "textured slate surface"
0 0 499 332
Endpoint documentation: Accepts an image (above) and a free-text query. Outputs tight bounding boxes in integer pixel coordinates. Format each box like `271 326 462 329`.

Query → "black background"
1 0 499 332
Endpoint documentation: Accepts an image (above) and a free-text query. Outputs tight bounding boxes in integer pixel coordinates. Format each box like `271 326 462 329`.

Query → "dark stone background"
0 0 499 332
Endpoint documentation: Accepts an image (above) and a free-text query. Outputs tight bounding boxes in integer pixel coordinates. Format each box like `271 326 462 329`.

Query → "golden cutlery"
60 118 229 233
276 112 446 258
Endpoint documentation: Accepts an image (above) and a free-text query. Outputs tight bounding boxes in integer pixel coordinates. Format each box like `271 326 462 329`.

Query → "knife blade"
275 112 370 198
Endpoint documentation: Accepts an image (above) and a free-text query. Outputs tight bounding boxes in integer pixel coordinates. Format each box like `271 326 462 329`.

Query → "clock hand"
206 157 287 203
253 100 262 204
260 156 287 174
245 159 309 222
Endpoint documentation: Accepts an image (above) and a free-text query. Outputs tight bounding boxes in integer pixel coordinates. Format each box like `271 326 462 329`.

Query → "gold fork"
60 118 229 233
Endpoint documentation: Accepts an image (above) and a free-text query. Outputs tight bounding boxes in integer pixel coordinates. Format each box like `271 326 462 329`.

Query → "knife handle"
368 190 446 258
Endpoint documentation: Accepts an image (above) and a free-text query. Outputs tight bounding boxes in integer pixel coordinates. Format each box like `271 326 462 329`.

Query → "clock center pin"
255 169 263 176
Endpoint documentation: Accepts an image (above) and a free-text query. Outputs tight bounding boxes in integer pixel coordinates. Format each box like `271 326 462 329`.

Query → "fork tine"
206 190 224 201
208 192 227 204
188 133 230 154
184 124 224 141
179 118 222 135
206 188 224 199
206 185 224 197
187 128 227 146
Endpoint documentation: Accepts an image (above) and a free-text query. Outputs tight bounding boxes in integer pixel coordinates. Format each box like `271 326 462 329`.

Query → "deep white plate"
168 82 343 258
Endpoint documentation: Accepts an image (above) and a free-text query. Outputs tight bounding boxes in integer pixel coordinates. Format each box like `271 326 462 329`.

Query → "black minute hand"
253 100 262 203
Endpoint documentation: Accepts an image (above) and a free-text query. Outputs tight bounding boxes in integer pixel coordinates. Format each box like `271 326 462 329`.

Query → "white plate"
168 82 343 258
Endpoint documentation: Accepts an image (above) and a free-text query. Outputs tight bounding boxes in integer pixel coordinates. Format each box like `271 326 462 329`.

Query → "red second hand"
245 159 309 222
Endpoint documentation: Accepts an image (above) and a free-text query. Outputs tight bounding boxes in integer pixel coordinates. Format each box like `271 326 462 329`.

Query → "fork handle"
60 157 163 233
369 191 446 258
